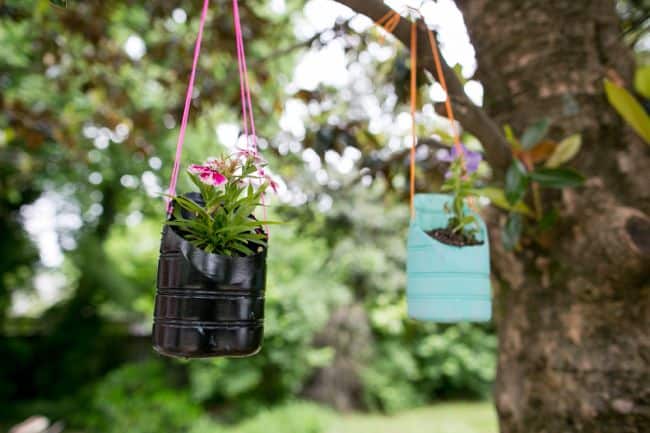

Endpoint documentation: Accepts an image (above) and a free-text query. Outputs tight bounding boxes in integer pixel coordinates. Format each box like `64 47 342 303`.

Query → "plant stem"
532 182 543 221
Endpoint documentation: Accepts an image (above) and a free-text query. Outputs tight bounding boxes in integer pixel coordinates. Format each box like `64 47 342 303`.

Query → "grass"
4 400 497 433
212 401 498 433
194 401 498 433
329 402 497 433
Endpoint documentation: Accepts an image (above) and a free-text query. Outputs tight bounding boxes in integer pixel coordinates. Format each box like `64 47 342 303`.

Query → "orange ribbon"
373 10 466 218
409 20 417 218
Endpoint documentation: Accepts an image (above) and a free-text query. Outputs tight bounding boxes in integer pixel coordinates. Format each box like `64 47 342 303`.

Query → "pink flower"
236 147 266 165
264 173 279 193
188 164 227 187
268 178 279 193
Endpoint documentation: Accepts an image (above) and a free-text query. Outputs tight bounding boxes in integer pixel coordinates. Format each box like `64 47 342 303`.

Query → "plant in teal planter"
407 144 491 323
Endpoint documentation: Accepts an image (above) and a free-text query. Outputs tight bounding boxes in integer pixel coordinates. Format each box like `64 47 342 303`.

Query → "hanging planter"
153 192 268 358
407 194 491 322
153 228 266 357
380 12 492 322
152 0 274 358
153 155 274 359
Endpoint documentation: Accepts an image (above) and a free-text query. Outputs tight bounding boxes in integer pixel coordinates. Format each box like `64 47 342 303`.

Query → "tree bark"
454 1 650 431
336 0 650 431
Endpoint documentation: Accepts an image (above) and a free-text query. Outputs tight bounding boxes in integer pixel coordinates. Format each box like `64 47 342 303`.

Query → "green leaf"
165 219 207 232
503 124 521 150
457 215 477 230
188 172 210 199
473 187 534 217
221 225 260 235
504 160 529 205
50 0 67 7
529 167 585 188
440 183 454 192
237 237 267 247
521 118 551 150
538 209 558 231
545 133 581 168
634 66 650 99
451 63 467 85
604 78 650 145
502 213 522 251
231 243 254 256
173 196 210 219
254 220 281 226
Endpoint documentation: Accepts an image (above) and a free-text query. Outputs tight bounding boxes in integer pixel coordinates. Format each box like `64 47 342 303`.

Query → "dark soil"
426 228 484 247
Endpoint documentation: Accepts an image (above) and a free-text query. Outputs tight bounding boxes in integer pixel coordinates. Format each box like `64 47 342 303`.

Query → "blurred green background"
11 0 648 431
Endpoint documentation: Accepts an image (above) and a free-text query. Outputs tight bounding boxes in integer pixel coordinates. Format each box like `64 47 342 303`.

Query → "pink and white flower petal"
188 164 210 174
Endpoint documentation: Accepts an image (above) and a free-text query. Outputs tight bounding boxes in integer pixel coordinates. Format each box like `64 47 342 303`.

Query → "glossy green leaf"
502 213 522 251
604 78 650 144
504 160 529 205
473 187 534 217
634 66 650 99
545 134 582 168
521 118 550 150
529 167 585 188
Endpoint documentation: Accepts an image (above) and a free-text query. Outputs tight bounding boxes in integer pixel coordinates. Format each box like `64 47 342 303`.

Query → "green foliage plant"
166 151 277 256
478 119 585 250
440 158 481 243
86 360 205 433
436 144 484 244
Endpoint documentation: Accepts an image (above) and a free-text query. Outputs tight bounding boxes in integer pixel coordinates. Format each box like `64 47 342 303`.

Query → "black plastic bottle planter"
152 195 267 358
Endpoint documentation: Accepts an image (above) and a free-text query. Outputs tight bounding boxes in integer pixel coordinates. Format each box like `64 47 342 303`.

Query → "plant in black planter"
153 151 276 358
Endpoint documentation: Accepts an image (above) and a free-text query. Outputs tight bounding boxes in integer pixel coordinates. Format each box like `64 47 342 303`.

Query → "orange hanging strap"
374 9 401 44
371 11 418 219
409 20 417 219
426 27 479 211
384 12 401 33
374 13 469 217
426 27 465 166
375 9 396 27
427 29 478 213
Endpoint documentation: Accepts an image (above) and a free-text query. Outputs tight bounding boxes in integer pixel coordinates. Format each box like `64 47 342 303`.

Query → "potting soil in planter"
407 193 491 322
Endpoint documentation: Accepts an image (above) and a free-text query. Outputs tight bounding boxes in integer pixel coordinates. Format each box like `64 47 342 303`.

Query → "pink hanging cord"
233 2 257 153
166 0 210 214
233 4 250 147
165 0 268 235
232 0 268 234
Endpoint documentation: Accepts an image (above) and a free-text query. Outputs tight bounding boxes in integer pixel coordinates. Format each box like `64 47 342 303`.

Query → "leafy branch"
476 119 585 250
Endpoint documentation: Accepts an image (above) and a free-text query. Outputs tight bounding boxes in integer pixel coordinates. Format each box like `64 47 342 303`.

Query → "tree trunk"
335 0 649 429
455 1 650 431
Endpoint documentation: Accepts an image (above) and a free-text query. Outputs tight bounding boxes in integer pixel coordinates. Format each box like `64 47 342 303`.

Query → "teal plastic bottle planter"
407 194 491 322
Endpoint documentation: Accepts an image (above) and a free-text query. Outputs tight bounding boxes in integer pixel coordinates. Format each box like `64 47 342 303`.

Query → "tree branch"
253 17 355 67
333 0 512 175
